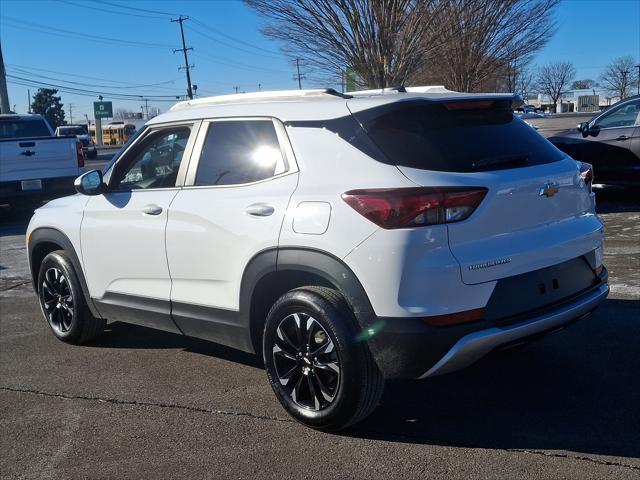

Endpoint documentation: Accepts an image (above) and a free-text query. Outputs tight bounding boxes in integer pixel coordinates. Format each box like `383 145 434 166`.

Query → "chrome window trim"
183 116 299 188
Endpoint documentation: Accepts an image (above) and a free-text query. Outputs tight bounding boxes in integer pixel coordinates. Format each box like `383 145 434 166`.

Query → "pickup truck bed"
0 115 83 206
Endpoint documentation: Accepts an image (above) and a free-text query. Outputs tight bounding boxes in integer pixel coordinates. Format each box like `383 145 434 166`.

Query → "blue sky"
1 0 638 121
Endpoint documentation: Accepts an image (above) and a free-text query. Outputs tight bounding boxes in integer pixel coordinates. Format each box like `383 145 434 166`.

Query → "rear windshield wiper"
472 154 528 170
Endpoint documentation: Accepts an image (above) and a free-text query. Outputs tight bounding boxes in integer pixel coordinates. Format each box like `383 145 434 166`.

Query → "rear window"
58 126 87 136
352 100 563 172
0 119 51 139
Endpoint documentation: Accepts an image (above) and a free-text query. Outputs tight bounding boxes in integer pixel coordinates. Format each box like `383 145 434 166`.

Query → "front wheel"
37 250 105 344
263 287 384 431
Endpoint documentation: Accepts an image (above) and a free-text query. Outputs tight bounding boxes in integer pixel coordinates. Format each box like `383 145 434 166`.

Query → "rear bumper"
418 282 608 378
365 266 608 379
0 176 77 204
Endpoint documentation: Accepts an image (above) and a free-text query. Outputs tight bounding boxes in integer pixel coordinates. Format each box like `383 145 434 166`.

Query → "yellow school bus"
89 122 137 146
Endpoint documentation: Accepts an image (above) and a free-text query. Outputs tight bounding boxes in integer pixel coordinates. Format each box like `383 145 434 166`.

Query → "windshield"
352 99 563 172
0 119 51 139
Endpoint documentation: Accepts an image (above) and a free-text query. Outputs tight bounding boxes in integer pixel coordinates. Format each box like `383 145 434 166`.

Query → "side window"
594 100 640 129
194 120 287 186
110 126 191 191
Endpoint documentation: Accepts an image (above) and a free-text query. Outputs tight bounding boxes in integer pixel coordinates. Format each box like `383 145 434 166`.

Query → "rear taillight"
579 162 593 190
75 142 85 168
342 187 487 229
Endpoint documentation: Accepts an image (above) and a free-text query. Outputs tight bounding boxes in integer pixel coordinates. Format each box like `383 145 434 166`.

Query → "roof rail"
346 85 457 96
170 88 351 111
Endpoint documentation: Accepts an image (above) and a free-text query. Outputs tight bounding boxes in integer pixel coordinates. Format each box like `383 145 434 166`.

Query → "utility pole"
27 89 31 113
69 103 73 124
293 58 305 90
258 83 261 91
636 65 640 95
171 16 194 100
233 86 239 94
140 97 149 119
0 42 11 114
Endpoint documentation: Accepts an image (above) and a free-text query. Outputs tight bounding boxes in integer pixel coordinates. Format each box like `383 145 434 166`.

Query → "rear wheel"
37 250 105 344
263 287 384 431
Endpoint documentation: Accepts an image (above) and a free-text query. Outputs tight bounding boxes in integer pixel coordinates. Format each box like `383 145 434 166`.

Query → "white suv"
27 88 608 431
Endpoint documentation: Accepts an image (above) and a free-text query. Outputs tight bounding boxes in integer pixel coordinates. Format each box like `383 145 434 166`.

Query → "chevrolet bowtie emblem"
539 183 559 197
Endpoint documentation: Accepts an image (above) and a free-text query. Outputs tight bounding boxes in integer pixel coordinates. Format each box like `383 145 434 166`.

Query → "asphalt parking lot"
1 164 639 477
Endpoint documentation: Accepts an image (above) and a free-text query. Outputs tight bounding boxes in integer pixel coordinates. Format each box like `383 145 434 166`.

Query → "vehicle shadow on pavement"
352 298 640 459
595 187 640 214
91 322 264 370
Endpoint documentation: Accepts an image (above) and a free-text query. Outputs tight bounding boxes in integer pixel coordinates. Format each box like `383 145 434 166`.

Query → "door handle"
20 150 36 156
142 204 163 216
245 203 275 217
616 135 630 141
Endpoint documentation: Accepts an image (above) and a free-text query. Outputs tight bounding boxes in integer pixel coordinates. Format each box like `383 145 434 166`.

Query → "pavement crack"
0 280 31 292
0 386 293 424
3 387 639 472
360 429 640 472
505 448 640 471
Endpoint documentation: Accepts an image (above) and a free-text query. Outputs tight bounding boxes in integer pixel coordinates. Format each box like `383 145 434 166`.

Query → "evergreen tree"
30 88 66 128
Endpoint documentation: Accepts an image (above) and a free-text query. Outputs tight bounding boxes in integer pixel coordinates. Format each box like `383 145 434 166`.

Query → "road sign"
93 101 113 118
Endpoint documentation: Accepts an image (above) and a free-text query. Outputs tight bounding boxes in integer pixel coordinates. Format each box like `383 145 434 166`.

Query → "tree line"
246 0 638 112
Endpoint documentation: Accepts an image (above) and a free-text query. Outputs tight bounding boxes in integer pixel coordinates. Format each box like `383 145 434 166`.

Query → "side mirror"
577 122 590 137
74 170 105 196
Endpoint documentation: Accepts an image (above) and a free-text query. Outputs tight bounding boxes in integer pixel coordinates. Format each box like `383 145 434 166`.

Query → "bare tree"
571 79 596 90
600 56 639 100
516 68 536 100
244 0 448 89
418 0 559 92
536 61 576 113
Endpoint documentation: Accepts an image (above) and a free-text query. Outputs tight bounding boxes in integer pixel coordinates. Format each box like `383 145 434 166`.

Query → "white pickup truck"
0 114 85 207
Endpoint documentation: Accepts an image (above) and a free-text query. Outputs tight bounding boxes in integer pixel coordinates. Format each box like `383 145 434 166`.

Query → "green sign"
93 101 113 118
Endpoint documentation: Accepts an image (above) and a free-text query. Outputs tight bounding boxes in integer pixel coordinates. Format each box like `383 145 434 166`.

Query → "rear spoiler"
347 88 524 113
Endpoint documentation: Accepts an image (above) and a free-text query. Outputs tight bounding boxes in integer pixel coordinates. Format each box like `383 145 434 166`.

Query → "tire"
88 150 98 160
263 286 384 431
37 250 105 344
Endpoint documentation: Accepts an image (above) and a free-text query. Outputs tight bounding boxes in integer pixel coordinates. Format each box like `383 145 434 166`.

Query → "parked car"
27 88 608 431
516 104 545 115
549 95 640 187
55 125 98 160
0 114 85 207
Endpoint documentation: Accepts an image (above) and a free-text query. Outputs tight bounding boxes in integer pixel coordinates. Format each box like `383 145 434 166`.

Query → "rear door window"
194 120 288 186
352 100 563 172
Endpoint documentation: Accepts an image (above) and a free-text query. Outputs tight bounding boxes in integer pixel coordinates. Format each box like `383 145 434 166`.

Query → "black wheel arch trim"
241 246 377 355
28 227 102 319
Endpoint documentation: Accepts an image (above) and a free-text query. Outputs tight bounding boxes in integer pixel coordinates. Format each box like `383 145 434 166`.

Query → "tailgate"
349 95 603 285
446 161 601 284
0 137 79 182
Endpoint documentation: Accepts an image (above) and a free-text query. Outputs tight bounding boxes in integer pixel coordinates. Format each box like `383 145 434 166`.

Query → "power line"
6 64 180 91
193 52 283 74
97 0 180 17
189 18 281 57
6 74 181 100
6 67 179 92
56 0 168 20
1 16 176 49
171 16 194 100
187 24 282 61
8 79 181 103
